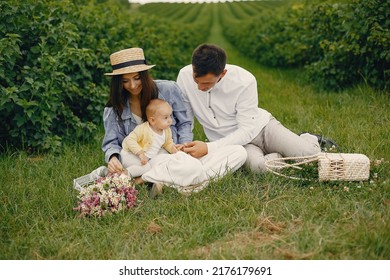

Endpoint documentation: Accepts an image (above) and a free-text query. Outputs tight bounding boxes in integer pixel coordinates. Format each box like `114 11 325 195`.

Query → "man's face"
192 69 226 92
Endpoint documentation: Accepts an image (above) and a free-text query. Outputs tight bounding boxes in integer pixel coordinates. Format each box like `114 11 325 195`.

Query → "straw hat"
105 47 155 76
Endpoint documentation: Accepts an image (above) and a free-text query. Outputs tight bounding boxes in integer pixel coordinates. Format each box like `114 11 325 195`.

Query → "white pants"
121 145 246 188
244 117 321 173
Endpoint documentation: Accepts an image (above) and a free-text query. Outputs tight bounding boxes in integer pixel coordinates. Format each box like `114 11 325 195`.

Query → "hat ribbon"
112 59 147 70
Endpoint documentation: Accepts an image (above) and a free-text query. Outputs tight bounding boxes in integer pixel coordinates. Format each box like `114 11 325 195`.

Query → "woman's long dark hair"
106 70 158 122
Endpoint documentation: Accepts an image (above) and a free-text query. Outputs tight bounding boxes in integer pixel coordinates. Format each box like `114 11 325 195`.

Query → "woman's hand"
108 155 123 174
182 141 208 158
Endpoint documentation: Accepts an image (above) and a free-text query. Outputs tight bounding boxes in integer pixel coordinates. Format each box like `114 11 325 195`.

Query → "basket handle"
265 153 322 181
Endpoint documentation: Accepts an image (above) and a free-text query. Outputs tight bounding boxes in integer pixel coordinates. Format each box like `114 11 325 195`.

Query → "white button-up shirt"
177 64 271 154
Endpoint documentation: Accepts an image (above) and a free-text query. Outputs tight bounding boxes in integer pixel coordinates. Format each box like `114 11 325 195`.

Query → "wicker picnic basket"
265 152 370 181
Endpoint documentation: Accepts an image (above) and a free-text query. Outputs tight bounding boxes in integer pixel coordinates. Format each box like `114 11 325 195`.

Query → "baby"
121 99 183 196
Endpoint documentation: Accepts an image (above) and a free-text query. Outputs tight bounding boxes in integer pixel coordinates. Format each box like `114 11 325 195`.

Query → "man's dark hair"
192 44 227 78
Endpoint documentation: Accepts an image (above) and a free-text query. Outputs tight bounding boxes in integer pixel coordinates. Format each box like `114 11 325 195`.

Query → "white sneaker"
150 183 163 198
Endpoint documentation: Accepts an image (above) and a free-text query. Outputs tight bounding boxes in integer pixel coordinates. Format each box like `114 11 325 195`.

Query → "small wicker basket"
265 152 370 182
317 153 370 181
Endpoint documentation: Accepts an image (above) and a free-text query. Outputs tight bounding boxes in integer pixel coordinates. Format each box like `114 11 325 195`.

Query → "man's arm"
177 68 208 158
206 79 265 154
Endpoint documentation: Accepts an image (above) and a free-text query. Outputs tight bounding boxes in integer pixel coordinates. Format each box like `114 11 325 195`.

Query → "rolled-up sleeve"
102 107 122 163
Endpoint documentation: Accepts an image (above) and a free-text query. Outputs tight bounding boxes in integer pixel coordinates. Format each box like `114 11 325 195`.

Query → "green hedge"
0 0 206 152
222 0 389 91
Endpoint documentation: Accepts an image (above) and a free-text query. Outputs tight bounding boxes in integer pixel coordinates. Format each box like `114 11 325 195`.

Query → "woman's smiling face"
122 72 142 96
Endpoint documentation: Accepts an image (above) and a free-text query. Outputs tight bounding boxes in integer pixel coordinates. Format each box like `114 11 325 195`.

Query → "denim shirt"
102 80 193 163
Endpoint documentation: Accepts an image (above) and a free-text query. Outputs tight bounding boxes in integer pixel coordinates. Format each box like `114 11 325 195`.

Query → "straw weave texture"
105 48 155 75
318 153 370 181
110 48 145 65
265 152 370 181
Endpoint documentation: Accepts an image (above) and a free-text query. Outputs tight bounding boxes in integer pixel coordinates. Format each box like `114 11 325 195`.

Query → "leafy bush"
0 0 206 152
305 1 389 90
222 0 389 91
0 0 107 151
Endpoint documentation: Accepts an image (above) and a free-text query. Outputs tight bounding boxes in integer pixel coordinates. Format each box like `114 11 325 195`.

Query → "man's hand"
182 141 208 158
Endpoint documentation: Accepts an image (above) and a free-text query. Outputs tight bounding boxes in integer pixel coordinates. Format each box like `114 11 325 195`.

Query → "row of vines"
141 0 388 92
0 0 209 151
1 0 387 151
138 2 210 25
219 0 389 91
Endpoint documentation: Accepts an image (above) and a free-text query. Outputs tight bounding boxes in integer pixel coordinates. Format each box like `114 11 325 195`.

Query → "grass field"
0 3 389 260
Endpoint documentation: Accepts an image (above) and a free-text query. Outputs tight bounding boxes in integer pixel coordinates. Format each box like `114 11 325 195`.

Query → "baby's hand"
139 153 149 165
174 144 184 151
171 146 178 154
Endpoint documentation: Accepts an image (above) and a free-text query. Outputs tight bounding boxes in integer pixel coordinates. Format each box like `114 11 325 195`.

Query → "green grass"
1 144 388 259
1 3 389 260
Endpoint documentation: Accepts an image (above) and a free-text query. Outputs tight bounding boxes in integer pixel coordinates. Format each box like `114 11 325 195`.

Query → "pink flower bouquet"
73 173 138 217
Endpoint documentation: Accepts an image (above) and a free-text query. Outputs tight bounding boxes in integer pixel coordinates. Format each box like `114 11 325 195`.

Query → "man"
178 43 331 173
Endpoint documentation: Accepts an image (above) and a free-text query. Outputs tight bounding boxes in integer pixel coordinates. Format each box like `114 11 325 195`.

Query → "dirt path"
204 5 287 92
205 5 248 66
203 5 299 116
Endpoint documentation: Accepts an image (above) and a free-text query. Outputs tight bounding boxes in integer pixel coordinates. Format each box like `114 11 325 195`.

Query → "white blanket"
141 151 208 188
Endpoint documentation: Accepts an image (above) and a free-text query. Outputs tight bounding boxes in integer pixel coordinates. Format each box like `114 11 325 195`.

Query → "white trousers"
121 145 247 188
244 117 321 173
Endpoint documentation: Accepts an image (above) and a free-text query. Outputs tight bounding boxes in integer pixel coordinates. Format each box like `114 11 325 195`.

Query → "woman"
102 47 193 181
